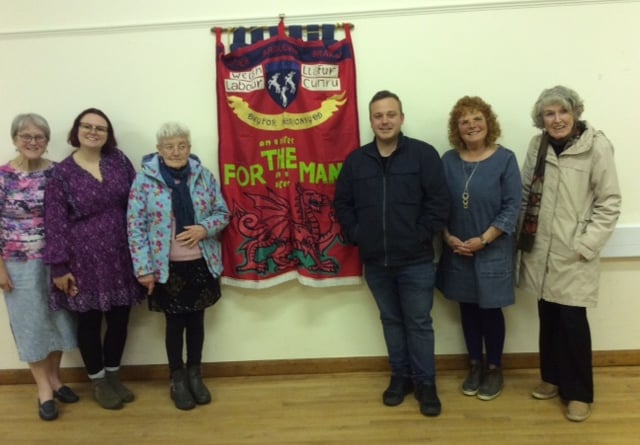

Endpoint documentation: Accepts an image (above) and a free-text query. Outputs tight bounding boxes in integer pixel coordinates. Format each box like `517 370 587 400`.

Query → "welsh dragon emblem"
232 183 341 275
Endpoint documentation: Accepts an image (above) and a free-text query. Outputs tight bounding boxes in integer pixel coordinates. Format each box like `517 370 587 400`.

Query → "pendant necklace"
461 160 480 209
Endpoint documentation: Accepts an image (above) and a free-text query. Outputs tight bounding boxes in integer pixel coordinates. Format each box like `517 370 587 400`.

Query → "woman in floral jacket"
127 122 229 410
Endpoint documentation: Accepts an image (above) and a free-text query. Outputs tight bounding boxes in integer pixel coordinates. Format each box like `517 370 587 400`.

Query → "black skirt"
149 258 221 314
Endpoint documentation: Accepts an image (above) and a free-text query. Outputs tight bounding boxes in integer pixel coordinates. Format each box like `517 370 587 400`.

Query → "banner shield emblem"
266 61 300 109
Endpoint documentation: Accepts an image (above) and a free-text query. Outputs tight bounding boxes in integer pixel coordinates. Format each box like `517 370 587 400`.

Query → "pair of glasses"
79 122 108 133
18 134 47 143
161 143 190 152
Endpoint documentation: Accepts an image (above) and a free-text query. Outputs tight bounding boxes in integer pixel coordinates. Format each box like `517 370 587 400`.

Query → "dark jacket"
334 134 449 266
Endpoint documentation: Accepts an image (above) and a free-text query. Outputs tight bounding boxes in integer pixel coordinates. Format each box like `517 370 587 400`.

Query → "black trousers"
76 306 131 375
538 299 593 403
165 310 205 373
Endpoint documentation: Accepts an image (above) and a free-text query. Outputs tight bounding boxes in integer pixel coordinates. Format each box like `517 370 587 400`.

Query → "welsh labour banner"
215 22 362 288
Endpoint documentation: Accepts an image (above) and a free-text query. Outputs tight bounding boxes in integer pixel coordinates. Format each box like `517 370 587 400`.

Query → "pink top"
169 217 203 262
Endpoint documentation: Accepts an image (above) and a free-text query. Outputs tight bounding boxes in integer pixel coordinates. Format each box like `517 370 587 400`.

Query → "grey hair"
156 121 191 144
11 113 50 140
531 85 585 129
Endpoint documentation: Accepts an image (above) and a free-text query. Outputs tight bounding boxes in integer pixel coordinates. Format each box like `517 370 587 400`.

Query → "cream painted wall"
0 0 639 370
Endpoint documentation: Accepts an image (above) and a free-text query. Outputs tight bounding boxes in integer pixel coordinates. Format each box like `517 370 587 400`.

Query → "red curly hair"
448 96 501 151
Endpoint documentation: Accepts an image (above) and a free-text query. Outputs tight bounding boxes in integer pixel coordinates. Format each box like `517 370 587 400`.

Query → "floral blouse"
0 162 53 261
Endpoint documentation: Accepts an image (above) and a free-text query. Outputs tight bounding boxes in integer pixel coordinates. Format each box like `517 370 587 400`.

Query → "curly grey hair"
531 85 584 129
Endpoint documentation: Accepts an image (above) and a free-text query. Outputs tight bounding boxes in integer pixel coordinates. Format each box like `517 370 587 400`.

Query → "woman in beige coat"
518 85 621 422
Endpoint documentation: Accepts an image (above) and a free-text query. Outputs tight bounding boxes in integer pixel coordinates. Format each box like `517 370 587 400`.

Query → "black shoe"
171 368 196 410
187 365 212 405
382 376 414 406
53 385 79 403
418 383 442 417
38 399 59 421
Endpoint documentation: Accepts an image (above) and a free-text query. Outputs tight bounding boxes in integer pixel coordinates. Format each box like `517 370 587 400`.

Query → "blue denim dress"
436 146 522 308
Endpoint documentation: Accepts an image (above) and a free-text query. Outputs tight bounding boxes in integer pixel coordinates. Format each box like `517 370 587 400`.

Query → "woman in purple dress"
44 108 145 410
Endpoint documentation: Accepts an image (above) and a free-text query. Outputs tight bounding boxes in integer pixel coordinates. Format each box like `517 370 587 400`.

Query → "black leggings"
459 302 505 367
76 306 131 375
165 310 205 373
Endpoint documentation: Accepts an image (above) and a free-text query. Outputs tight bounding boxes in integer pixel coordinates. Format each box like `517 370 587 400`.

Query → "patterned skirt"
149 258 221 314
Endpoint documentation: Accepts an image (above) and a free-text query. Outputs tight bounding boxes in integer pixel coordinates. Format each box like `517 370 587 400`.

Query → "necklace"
461 160 480 209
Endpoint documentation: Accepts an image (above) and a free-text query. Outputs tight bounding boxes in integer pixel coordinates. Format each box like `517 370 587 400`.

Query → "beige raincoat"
518 122 621 308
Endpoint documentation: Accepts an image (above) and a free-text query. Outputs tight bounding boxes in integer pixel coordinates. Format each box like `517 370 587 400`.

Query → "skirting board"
1 350 639 385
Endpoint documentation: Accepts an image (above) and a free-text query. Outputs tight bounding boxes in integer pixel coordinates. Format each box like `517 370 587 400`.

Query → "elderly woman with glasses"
127 122 229 410
518 86 621 422
1 113 78 421
44 108 145 410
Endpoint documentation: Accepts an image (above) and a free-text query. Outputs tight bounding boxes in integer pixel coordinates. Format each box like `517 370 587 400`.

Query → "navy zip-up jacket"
334 134 449 267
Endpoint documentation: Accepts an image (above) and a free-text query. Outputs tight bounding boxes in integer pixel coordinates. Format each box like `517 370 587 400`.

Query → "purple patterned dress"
44 148 145 312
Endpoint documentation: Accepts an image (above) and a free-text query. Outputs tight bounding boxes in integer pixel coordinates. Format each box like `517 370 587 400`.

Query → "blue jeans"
364 261 436 385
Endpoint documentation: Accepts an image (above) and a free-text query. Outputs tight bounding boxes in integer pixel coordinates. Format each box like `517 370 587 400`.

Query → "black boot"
382 376 414 406
417 383 442 417
188 365 212 405
170 368 195 410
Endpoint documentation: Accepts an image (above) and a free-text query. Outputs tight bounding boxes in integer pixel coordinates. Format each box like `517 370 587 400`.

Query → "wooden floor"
1 367 638 445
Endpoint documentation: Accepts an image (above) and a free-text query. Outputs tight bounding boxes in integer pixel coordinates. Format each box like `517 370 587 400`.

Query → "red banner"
215 23 362 288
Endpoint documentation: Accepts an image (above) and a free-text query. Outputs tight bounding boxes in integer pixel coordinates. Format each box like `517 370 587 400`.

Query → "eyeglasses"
18 134 47 143
160 143 190 153
79 122 109 133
